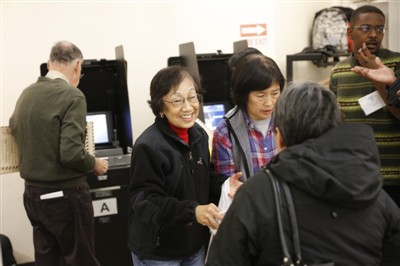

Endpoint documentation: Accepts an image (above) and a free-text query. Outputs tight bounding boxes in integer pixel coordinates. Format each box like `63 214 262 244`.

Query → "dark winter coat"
207 124 400 266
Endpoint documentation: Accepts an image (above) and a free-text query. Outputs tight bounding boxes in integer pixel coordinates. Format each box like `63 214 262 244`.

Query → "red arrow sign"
240 24 267 37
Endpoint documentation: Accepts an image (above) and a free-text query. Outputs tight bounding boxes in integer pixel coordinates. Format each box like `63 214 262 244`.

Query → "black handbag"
265 169 335 266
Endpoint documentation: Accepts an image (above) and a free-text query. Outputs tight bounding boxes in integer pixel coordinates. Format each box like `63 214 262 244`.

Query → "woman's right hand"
195 203 224 230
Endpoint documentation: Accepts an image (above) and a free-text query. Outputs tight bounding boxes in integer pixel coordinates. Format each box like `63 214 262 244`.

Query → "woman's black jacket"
128 116 226 260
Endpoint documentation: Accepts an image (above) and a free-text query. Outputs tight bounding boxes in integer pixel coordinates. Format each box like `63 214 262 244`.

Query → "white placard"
358 91 386 116
92 197 118 217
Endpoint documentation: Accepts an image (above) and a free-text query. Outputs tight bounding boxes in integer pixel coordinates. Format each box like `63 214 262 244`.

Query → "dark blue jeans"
131 247 205 266
23 183 99 266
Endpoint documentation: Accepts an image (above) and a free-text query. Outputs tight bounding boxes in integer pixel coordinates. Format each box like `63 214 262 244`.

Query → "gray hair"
49 41 83 63
273 81 341 147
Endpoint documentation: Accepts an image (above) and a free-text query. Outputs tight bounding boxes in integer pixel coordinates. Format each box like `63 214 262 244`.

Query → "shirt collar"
46 70 70 84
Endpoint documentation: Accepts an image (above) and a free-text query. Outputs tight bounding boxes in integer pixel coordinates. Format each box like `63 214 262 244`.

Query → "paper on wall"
1 122 95 174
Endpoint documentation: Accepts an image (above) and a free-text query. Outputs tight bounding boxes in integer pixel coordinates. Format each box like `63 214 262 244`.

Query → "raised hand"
352 56 396 86
228 172 243 198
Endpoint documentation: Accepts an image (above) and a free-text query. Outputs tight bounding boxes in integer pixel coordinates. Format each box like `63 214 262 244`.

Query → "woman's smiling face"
162 77 200 129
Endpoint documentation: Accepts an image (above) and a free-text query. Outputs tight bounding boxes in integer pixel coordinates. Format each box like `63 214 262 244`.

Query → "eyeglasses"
352 24 386 34
164 94 201 107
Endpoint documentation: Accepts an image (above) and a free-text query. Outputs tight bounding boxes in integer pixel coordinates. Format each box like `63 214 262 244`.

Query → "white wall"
0 0 365 263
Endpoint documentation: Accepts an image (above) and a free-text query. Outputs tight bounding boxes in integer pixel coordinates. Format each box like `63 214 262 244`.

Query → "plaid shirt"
211 111 277 178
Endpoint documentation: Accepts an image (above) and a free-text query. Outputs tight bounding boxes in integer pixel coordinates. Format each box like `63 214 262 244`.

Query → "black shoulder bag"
265 169 335 266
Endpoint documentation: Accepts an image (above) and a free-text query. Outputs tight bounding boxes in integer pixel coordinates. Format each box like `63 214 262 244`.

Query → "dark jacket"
207 124 400 266
128 116 225 260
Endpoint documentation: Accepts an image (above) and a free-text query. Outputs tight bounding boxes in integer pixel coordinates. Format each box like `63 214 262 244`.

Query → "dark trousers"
23 183 99 266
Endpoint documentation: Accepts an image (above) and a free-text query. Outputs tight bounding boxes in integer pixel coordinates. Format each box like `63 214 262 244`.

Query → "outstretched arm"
352 56 397 86
351 46 400 119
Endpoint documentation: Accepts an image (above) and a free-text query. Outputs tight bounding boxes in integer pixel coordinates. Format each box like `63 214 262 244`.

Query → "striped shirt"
330 48 400 183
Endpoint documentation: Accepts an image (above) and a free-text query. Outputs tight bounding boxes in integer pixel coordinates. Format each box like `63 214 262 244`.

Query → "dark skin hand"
355 43 400 120
356 43 378 69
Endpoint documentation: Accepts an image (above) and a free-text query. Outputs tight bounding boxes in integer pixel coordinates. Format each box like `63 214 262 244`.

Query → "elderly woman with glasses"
127 65 238 266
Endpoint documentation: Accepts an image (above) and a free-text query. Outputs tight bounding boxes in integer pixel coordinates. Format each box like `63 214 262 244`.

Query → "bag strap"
266 169 336 266
265 168 304 266
281 178 303 264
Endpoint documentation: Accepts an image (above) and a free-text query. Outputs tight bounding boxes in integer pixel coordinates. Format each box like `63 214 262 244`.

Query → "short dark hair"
147 65 203 116
274 81 341 147
231 54 285 110
49 41 83 63
228 47 262 71
350 5 385 25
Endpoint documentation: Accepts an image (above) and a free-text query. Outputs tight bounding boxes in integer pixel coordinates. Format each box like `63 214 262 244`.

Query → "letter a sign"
93 198 118 217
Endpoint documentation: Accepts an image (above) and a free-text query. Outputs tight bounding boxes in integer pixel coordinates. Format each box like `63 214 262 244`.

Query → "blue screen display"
203 103 226 131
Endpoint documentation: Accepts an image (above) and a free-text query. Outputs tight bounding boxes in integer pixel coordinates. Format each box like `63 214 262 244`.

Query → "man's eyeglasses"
353 24 386 34
164 94 201 107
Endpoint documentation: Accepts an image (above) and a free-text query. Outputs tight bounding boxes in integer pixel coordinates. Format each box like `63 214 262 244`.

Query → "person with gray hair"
206 81 400 266
9 41 108 265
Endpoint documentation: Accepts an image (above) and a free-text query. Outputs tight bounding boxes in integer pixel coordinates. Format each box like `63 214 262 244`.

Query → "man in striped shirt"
330 5 400 207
